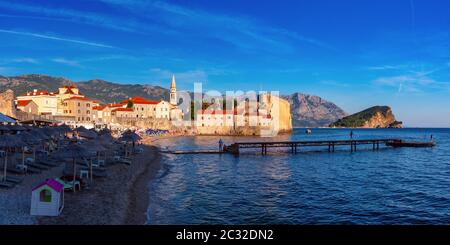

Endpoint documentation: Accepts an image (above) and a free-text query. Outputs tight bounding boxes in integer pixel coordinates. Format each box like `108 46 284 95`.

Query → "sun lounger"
5 176 23 184
0 181 14 188
15 164 28 172
26 162 49 170
113 156 132 165
7 166 26 174
55 178 79 191
25 166 42 174
35 160 59 167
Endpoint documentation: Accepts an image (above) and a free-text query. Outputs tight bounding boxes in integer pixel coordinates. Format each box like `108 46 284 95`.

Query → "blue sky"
0 0 450 127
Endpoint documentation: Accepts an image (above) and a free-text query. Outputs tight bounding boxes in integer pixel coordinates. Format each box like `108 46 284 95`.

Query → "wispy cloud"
0 29 115 48
373 73 450 93
148 68 208 84
52 58 82 67
12 57 39 64
366 65 406 71
321 80 350 87
0 0 333 53
98 0 334 53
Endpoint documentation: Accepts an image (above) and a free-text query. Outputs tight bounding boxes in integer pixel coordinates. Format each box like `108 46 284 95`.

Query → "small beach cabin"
30 178 64 216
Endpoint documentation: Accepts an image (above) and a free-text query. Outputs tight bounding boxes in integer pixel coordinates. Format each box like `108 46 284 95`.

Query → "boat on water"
306 129 312 134
386 140 435 148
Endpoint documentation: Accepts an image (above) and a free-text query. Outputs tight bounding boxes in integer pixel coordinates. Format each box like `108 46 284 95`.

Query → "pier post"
350 142 353 152
332 143 335 152
264 144 267 155
261 144 264 155
294 144 297 154
328 143 331 152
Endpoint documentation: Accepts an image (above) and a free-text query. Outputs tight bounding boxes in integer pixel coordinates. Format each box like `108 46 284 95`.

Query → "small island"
329 106 403 128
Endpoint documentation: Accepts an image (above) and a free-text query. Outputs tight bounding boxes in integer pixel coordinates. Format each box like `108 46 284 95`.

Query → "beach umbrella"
8 124 27 132
74 126 98 139
77 130 98 139
18 131 41 164
38 127 58 138
54 140 94 192
80 140 108 181
118 132 141 156
0 134 26 182
0 124 10 133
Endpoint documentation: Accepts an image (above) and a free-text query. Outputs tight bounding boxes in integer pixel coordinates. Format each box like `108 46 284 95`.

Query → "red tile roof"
16 100 33 107
122 96 159 105
108 103 126 108
92 105 106 110
64 96 92 101
112 108 134 112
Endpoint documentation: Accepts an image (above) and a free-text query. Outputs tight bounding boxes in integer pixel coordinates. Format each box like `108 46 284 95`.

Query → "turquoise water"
147 128 450 224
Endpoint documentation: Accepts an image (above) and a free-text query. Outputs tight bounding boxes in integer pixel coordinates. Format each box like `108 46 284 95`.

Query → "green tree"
126 100 134 108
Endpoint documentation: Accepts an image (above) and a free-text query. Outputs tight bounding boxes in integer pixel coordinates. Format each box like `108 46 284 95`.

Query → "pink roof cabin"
32 178 64 193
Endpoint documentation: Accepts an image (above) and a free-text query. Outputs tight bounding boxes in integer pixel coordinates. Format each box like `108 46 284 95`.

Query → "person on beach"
219 139 224 152
350 130 353 139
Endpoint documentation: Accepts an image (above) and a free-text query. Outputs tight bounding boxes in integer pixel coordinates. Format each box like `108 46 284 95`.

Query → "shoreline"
38 144 161 225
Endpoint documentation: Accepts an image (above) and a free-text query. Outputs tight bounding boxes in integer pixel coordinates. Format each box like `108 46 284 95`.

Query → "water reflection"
148 128 450 224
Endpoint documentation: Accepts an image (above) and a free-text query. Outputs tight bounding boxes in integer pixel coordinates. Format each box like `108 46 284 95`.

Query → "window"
87 110 90 114
69 110 72 113
78 102 81 106
39 189 52 202
87 117 90 121
78 110 81 114
87 103 90 107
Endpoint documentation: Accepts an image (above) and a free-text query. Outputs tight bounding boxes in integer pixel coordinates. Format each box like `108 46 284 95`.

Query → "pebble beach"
0 142 161 225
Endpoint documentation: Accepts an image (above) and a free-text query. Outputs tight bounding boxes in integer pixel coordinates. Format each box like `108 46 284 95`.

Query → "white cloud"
12 58 38 64
366 65 406 71
373 73 450 93
0 29 115 48
148 68 208 84
98 0 334 52
52 58 82 67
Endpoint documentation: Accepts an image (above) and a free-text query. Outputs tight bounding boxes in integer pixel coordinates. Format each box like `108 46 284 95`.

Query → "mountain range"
0 74 347 127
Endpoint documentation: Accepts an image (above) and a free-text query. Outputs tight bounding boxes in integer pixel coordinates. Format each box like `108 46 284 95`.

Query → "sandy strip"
38 144 161 225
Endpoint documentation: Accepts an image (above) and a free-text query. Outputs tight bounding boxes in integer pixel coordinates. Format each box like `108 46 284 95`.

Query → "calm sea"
146 128 450 224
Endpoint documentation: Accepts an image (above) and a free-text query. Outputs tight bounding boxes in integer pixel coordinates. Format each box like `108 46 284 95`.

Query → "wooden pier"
225 138 401 155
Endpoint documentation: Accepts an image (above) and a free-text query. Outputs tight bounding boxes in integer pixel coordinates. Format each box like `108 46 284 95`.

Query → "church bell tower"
170 75 177 105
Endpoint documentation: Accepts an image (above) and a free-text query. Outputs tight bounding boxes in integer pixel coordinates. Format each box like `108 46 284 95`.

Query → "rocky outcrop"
283 93 347 127
330 106 403 128
0 89 17 118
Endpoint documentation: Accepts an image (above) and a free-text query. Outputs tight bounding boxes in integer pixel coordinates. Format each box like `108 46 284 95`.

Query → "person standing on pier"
219 139 224 152
350 130 354 139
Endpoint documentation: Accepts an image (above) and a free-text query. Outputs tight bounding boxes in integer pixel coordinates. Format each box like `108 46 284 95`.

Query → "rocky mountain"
329 106 403 128
0 74 168 103
283 93 347 127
